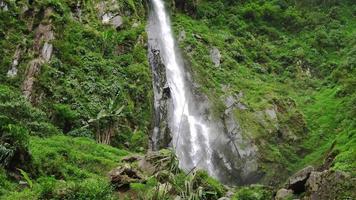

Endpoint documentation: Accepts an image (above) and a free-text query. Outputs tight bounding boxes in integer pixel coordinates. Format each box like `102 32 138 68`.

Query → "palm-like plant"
88 97 124 144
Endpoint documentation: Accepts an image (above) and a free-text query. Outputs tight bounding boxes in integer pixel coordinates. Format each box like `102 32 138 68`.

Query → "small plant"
17 169 33 188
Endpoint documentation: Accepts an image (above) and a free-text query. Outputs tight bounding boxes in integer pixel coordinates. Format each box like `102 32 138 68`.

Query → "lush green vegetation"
0 0 355 199
172 0 356 184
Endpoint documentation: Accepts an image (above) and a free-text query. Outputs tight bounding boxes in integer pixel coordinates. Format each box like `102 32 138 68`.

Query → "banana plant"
88 96 125 144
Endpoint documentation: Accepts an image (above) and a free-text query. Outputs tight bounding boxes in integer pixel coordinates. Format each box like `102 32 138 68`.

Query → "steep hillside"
171 0 356 185
0 0 355 199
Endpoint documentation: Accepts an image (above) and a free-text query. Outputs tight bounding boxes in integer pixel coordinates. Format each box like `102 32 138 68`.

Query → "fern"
18 168 33 188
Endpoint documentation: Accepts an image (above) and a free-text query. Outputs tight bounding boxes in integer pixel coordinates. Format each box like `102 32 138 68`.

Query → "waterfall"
150 0 215 175
148 0 261 185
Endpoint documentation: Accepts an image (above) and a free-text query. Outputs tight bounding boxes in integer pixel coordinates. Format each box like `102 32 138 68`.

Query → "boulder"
101 12 123 29
109 164 145 189
110 15 123 29
287 166 314 193
275 188 293 200
302 170 355 200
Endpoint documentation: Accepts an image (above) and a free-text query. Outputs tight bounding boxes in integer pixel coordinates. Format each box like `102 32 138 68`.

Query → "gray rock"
42 42 53 62
7 66 18 78
224 95 236 109
174 196 182 200
110 15 123 29
265 108 277 120
0 0 8 11
7 47 21 78
275 188 293 200
210 47 221 67
102 12 114 24
102 13 123 29
303 170 356 200
306 171 323 192
178 30 186 42
287 166 314 194
237 102 248 110
109 164 145 189
225 190 234 198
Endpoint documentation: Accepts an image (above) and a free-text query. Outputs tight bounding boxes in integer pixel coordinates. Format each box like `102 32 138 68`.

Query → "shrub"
52 103 79 133
0 124 31 171
232 185 273 200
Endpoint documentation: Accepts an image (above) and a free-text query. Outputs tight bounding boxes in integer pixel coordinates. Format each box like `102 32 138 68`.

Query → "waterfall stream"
148 0 260 185
150 0 215 175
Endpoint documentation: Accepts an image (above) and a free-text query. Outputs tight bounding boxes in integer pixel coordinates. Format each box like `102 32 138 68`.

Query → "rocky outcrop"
148 49 172 150
220 91 261 184
210 47 221 67
7 46 22 78
0 0 8 11
97 1 124 30
286 166 314 193
22 7 54 102
22 59 44 99
148 11 173 151
275 166 356 200
101 13 123 29
109 164 145 190
303 170 355 200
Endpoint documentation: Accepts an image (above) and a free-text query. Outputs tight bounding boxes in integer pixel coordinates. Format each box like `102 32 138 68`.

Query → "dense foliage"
0 0 355 199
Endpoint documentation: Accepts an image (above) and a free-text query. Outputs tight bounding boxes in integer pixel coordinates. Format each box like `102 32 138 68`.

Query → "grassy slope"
1 135 128 199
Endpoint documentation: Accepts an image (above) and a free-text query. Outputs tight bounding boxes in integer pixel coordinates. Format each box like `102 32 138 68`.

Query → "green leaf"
17 168 33 188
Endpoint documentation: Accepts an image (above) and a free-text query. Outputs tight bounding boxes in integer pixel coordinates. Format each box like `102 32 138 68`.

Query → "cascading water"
148 0 261 185
150 0 214 175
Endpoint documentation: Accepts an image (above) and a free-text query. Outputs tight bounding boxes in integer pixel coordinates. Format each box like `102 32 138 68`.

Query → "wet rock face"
220 92 262 185
148 48 172 150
